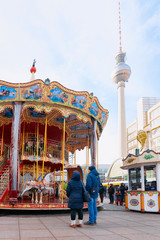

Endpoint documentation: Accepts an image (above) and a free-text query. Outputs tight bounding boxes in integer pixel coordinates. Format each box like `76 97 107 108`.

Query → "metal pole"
97 140 99 171
1 124 4 156
61 118 65 204
36 123 39 179
42 116 47 178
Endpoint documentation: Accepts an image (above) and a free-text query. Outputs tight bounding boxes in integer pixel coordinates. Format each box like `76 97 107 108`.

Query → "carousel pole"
33 162 35 180
60 167 61 184
90 118 97 167
1 124 4 156
21 121 25 157
42 116 47 178
85 136 89 182
97 140 99 171
54 169 55 187
87 136 89 167
9 102 22 200
61 118 65 204
36 123 39 179
72 153 74 165
74 150 76 165
23 165 24 183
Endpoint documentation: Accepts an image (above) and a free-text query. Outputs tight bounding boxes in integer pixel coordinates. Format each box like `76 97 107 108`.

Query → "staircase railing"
0 163 9 202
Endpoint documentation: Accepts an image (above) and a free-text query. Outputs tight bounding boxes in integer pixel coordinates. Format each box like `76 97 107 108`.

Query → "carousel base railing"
0 194 101 210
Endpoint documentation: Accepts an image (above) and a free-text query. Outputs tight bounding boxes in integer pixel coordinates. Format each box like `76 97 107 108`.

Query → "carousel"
0 61 109 210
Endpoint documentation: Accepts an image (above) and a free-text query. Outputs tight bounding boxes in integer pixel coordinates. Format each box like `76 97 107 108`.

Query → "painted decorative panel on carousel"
0 86 17 101
143 191 159 212
48 87 69 103
128 192 141 211
21 85 42 100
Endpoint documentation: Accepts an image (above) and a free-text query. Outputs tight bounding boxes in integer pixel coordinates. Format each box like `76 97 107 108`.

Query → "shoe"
69 224 76 228
77 219 83 227
84 221 94 225
76 224 82 227
94 222 97 224
69 220 76 228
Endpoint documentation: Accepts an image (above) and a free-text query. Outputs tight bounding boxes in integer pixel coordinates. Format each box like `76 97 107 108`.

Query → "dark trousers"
100 193 104 203
109 194 114 203
121 193 125 203
71 208 83 220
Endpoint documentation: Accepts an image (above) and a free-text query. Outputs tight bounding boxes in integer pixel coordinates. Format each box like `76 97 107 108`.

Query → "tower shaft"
118 81 126 157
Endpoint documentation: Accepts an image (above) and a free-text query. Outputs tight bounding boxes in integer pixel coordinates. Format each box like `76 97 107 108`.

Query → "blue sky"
0 0 160 164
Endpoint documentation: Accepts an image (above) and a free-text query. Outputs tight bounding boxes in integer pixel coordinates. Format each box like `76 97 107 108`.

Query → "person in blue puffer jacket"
66 171 83 228
84 166 100 225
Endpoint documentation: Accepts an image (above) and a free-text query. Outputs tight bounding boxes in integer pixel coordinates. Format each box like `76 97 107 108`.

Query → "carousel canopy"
0 79 109 152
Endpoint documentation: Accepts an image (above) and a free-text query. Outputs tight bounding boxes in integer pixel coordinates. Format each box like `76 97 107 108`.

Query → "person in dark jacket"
66 171 83 228
108 184 114 204
84 166 100 225
99 183 105 203
120 183 125 205
115 188 122 205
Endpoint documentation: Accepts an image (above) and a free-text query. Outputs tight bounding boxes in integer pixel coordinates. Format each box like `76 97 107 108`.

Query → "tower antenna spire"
118 1 122 52
112 1 131 158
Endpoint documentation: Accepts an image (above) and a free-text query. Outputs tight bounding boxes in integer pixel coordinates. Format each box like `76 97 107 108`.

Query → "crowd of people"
55 166 127 228
108 183 128 206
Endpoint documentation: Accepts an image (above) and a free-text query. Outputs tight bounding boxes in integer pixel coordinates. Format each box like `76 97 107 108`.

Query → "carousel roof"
0 79 109 152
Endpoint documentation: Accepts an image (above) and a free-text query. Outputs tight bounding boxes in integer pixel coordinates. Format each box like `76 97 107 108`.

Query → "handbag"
81 181 91 202
90 186 97 195
90 176 99 195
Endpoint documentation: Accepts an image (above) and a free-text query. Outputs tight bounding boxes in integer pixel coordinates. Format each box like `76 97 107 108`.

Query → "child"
115 188 122 206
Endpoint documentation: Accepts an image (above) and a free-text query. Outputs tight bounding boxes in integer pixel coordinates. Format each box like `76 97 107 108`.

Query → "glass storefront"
129 165 157 191
129 167 141 190
144 165 156 191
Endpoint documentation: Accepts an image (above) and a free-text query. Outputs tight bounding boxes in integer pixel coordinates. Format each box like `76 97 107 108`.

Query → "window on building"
127 124 137 134
129 167 141 190
152 128 160 138
144 165 156 191
152 137 160 150
150 107 160 119
128 132 137 141
151 117 160 129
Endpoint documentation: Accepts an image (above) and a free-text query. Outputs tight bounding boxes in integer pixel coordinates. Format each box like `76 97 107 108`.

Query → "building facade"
127 97 160 155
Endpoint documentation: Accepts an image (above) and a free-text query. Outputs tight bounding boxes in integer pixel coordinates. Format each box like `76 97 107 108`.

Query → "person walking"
108 184 115 204
84 166 100 225
120 183 125 205
66 171 84 228
99 183 105 203
115 188 122 206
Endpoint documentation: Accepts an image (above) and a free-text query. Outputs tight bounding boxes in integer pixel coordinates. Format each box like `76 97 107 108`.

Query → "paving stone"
20 230 53 239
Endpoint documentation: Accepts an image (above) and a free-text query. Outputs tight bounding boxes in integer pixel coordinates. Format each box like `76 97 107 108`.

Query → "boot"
76 219 83 227
69 220 76 228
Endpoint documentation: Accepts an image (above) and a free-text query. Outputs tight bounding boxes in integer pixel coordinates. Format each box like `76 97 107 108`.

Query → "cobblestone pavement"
102 197 125 210
0 198 160 240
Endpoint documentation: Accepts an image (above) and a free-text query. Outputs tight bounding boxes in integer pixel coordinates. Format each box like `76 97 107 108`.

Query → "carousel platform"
0 194 101 211
0 201 100 211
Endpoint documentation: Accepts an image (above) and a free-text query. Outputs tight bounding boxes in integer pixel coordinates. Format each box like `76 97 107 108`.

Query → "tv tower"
112 2 131 158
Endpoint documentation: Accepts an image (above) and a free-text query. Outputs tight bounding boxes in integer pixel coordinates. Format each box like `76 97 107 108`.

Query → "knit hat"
89 166 95 171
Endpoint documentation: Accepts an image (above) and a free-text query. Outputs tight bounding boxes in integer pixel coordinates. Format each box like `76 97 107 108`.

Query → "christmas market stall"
122 149 160 213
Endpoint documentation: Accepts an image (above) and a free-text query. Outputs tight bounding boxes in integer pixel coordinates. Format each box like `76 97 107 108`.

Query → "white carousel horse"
17 173 54 203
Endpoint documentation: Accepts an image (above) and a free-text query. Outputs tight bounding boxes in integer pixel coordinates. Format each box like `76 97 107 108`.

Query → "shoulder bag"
81 181 91 202
90 176 99 195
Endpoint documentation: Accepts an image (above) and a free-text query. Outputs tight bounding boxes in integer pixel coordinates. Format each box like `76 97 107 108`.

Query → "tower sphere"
112 52 131 84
